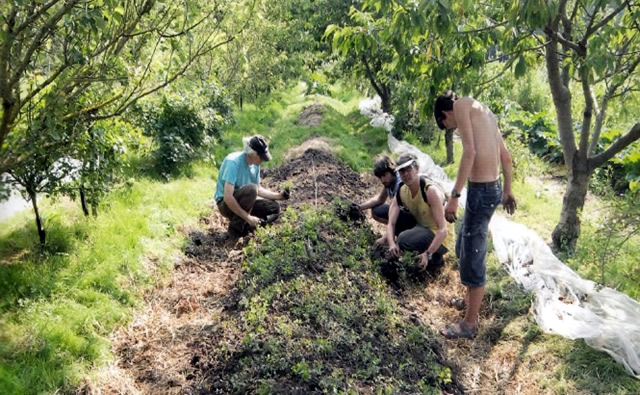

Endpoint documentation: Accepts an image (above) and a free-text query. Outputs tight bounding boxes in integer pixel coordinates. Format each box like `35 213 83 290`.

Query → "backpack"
396 176 447 207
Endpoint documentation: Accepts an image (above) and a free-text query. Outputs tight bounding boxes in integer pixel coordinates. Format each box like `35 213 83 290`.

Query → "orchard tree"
325 2 493 158
535 1 640 249
331 0 640 250
0 0 245 176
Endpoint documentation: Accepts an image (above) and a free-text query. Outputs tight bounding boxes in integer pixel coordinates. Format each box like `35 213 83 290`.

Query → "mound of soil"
296 103 325 127
262 147 373 211
94 143 532 395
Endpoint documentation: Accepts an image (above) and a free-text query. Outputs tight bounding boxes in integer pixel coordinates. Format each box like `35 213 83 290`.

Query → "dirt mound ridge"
95 145 533 395
262 147 372 209
296 103 325 127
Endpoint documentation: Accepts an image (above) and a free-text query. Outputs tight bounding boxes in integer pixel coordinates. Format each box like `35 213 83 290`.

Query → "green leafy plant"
147 98 206 176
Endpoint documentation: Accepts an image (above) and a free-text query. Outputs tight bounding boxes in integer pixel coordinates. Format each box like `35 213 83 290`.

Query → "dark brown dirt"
261 147 372 210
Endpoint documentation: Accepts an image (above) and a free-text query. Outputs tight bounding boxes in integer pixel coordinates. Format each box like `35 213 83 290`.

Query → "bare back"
460 98 501 182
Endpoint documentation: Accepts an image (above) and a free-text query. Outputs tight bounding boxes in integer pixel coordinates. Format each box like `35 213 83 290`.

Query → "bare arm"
387 197 401 257
359 187 388 210
258 185 287 200
224 182 260 227
425 187 448 254
499 137 517 214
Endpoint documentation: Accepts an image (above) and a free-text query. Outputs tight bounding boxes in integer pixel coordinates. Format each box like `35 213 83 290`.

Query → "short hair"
373 155 396 177
434 90 458 130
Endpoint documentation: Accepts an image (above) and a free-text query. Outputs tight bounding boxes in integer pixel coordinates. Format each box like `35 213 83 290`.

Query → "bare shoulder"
426 183 445 203
454 97 475 112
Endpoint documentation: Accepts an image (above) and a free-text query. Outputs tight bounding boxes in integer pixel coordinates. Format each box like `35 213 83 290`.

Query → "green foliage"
146 98 208 176
501 105 563 164
66 119 133 214
205 204 456 393
572 194 640 299
1 0 241 176
595 132 640 194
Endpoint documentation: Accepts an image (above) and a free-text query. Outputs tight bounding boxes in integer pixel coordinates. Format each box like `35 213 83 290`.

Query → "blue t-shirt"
214 152 260 202
387 171 402 199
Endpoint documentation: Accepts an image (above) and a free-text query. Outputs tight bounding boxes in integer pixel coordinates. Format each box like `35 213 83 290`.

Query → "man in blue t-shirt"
215 135 289 238
357 155 415 244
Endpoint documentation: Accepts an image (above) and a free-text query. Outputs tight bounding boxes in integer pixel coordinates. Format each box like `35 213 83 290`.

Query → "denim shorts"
455 181 502 287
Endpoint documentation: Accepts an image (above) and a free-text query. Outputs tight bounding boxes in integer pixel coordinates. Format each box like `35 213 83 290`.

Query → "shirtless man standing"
434 90 517 339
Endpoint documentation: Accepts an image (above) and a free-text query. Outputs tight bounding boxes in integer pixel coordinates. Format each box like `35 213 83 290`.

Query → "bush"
500 104 563 164
202 84 234 140
148 98 206 176
391 83 435 143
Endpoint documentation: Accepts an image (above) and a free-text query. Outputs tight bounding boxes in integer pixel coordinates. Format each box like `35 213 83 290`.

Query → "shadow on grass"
564 339 640 393
0 217 87 312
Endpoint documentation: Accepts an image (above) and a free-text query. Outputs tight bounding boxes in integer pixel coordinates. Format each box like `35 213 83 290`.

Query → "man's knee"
235 183 258 199
371 204 389 223
397 231 412 251
233 184 258 210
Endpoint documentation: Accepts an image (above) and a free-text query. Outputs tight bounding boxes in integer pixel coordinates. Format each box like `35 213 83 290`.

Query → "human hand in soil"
389 243 401 258
280 189 290 200
502 192 517 215
374 235 387 247
246 215 261 228
417 252 429 271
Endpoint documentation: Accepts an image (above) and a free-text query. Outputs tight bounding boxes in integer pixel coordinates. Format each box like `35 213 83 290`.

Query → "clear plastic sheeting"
358 97 395 132
490 216 640 379
359 96 640 379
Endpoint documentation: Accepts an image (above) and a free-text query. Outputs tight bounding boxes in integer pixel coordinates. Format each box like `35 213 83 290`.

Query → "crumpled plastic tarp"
359 98 640 379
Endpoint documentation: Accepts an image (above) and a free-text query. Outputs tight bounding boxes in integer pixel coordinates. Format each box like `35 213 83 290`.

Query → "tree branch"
589 123 640 169
93 35 236 121
9 0 82 88
13 0 61 36
579 65 594 157
585 0 630 39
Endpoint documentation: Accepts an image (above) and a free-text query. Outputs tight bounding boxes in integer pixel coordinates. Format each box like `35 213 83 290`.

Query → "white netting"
359 96 640 378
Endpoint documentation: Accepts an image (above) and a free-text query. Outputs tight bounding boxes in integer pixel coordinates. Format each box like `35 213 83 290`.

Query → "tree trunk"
552 165 591 251
445 129 454 164
80 187 90 216
29 190 46 245
380 87 392 114
91 204 98 217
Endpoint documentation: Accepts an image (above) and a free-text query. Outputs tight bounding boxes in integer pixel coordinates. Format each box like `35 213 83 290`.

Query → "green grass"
0 163 214 394
214 82 389 173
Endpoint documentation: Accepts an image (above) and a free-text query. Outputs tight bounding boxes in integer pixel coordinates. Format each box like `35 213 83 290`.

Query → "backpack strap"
419 176 429 205
396 176 430 207
396 181 405 207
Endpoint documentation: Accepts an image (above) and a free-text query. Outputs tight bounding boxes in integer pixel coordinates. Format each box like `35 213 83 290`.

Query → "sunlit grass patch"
0 162 214 393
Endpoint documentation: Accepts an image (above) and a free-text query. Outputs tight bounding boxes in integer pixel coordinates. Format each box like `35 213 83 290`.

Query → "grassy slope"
0 166 215 393
0 82 638 393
